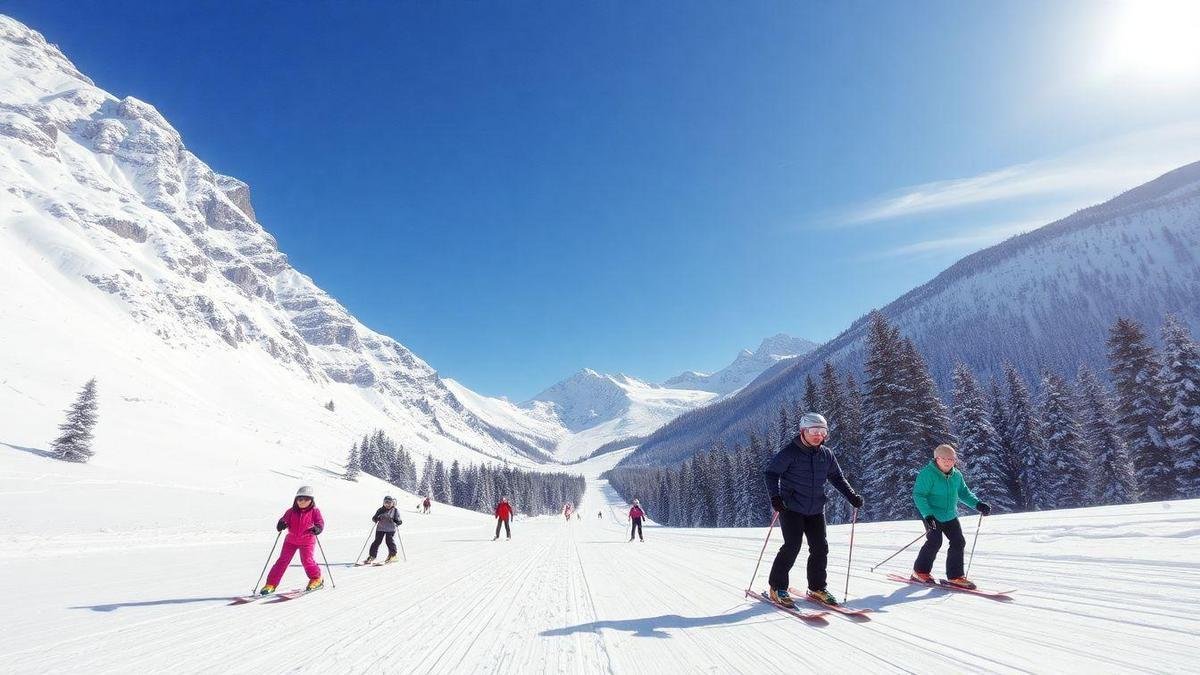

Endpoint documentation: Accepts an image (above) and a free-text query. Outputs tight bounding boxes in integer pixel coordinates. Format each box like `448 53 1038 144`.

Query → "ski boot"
385 555 398 563
806 588 839 606
363 556 376 564
768 588 795 608
306 578 324 591
910 571 934 583
945 576 977 590
259 584 276 596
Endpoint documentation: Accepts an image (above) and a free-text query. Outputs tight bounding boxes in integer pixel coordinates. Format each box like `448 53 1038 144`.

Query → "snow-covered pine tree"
803 375 822 416
1160 315 1200 498
777 404 792 446
951 363 1014 513
50 378 99 463
1107 318 1173 501
988 377 1024 511
839 372 867 514
345 442 361 481
750 429 774 525
717 451 737 527
449 460 464 507
900 338 954 463
1076 364 1138 505
692 452 718 527
1037 372 1091 510
862 312 913 521
433 460 451 504
733 442 753 527
1002 364 1041 511
419 454 435 498
819 362 848 523
677 460 695 527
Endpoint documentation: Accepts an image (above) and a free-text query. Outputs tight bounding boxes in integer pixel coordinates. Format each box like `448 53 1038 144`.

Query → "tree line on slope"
345 430 586 517
605 311 1200 527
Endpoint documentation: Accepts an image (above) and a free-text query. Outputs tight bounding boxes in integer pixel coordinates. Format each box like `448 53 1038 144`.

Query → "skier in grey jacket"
364 496 403 564
763 413 864 608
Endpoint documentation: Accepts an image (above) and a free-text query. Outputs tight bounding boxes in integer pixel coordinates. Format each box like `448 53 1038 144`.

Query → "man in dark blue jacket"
763 412 864 608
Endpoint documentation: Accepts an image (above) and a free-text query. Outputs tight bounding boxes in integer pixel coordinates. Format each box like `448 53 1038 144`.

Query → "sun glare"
1102 0 1200 81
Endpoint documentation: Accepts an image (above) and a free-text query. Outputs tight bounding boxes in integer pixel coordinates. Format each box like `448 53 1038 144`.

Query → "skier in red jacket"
628 499 646 542
493 497 513 540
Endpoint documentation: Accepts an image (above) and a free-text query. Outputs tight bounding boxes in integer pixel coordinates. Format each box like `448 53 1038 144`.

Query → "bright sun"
1103 0 1200 81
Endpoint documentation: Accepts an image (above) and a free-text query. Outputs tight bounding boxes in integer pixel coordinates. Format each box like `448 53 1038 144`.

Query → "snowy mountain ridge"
627 159 1200 466
0 14 558 468
661 333 818 396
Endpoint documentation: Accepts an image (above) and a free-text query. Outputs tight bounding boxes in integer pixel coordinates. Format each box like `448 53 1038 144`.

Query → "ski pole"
397 530 408 562
868 530 928 573
746 512 780 592
315 535 336 588
965 513 983 578
844 508 858 600
354 524 375 563
251 531 282 595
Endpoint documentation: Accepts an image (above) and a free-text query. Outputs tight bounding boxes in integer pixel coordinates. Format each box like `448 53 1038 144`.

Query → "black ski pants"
914 517 966 578
768 510 829 592
368 531 397 558
495 518 511 539
630 518 643 541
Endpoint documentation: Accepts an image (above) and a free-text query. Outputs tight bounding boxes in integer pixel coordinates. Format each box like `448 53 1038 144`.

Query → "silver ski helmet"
798 413 828 431
295 485 315 498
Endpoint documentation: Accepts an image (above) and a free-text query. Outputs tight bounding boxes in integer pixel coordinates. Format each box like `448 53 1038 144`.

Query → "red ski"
789 588 873 616
271 584 325 601
885 573 1015 599
745 590 829 621
230 587 304 605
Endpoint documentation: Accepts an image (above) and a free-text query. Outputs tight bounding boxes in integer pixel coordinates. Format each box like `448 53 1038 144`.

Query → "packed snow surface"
1 444 1196 674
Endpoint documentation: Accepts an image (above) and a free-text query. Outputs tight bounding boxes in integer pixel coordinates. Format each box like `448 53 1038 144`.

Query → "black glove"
276 519 287 532
770 495 786 513
373 515 382 522
395 519 403 526
977 501 991 516
308 525 322 535
848 493 864 509
923 515 938 531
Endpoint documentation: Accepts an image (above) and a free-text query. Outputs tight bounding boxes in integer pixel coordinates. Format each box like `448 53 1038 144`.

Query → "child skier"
363 495 403 564
422 497 431 514
493 496 513 540
628 499 645 542
911 444 991 589
260 486 325 595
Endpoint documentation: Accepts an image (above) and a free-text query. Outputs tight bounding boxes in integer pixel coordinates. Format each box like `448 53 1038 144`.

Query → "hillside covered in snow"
628 160 1200 466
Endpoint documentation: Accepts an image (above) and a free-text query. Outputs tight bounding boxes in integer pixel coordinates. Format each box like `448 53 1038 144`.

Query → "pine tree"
1002 364 1041 511
839 373 867 509
988 377 1024 510
819 362 848 523
449 460 464 507
50 378 99 463
900 338 954 462
862 312 914 521
777 405 792 446
1076 365 1138 505
803 375 822 416
1037 372 1091 510
433 461 451 504
1107 318 1173 500
951 364 1014 513
345 442 361 481
1160 315 1200 498
419 454 435 497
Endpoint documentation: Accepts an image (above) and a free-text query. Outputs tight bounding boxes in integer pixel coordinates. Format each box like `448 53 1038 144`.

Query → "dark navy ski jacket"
763 437 858 515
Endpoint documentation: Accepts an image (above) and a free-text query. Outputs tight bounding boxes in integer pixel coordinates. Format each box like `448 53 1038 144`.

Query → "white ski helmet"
798 412 828 430
633 498 640 505
295 485 315 498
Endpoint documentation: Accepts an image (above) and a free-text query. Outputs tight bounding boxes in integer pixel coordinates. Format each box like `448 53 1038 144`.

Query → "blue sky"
6 1 1200 399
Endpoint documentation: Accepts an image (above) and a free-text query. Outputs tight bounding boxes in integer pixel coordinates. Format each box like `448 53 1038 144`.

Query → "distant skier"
911 444 991 589
628 499 646 542
493 496 513 540
597 511 603 519
763 413 864 608
260 486 325 595
563 502 574 521
422 497 431 514
363 495 403 564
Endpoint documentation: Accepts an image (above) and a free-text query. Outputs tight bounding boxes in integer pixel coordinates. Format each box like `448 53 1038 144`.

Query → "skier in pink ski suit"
261 486 325 594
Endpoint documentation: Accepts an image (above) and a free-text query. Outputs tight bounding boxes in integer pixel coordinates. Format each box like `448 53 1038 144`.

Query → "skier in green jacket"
911 444 991 589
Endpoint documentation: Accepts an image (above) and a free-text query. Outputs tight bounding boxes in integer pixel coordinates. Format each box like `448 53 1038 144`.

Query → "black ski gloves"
977 501 991 516
276 519 287 532
308 525 323 535
848 493 864 509
923 515 938 531
770 495 787 513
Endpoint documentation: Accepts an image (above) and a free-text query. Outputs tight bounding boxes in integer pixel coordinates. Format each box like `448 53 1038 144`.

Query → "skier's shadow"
541 604 818 639
849 582 952 611
70 597 233 612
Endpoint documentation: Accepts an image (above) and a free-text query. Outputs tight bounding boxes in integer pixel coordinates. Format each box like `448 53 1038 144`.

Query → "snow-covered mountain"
520 370 717 461
627 160 1200 467
662 333 818 396
0 15 560 473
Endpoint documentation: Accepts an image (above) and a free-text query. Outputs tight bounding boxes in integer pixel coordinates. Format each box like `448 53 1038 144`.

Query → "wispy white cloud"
846 122 1200 225
862 219 1041 261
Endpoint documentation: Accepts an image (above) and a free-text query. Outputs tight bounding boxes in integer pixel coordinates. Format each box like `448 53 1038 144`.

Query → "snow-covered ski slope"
2 447 1196 674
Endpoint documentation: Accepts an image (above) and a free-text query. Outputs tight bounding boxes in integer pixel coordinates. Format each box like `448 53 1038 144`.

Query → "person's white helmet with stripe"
798 412 828 431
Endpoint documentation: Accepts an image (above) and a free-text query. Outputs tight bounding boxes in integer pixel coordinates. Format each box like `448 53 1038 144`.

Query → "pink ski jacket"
279 502 325 546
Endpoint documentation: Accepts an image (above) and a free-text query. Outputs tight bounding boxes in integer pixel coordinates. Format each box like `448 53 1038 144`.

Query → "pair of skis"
745 589 872 621
883 573 1015 599
353 559 397 567
229 585 323 605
